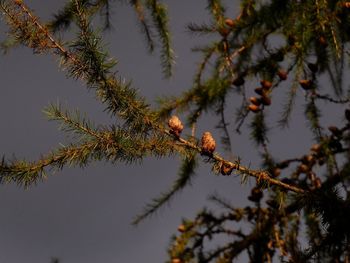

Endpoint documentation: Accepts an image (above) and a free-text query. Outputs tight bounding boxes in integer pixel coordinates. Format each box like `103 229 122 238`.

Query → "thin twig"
166 130 305 194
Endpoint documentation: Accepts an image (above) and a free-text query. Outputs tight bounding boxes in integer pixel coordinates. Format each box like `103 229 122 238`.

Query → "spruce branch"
130 0 155 53
43 103 99 140
250 111 268 146
0 125 178 186
0 1 71 55
48 0 114 32
1 1 158 132
235 89 249 134
0 141 102 187
0 0 307 196
193 43 218 86
145 0 174 78
278 63 303 127
215 97 232 153
99 0 112 30
305 96 323 140
2 1 350 260
164 130 305 194
48 0 75 32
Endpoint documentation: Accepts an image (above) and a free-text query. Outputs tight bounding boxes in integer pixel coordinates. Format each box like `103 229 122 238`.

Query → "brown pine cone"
250 97 261 106
260 80 273 90
224 18 236 27
201 132 216 154
299 79 313 90
248 104 260 113
277 69 288 80
168 115 184 136
221 163 233 175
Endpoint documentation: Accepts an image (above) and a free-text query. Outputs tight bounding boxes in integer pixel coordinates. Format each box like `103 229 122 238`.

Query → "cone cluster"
248 80 273 113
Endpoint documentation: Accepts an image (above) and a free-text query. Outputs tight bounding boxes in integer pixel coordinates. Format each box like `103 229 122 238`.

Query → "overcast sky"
0 1 342 263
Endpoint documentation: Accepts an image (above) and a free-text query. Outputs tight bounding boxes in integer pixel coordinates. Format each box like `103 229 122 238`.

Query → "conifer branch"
99 0 112 30
43 103 100 139
132 153 197 225
278 63 303 127
250 111 268 146
0 142 102 186
1 1 158 131
48 0 114 32
4 1 350 260
215 97 232 152
187 22 216 36
314 93 350 104
0 125 178 186
165 131 305 194
145 0 174 78
207 0 225 24
305 96 323 140
0 0 307 196
193 44 218 86
0 1 73 56
130 0 155 53
48 1 75 32
234 95 249 134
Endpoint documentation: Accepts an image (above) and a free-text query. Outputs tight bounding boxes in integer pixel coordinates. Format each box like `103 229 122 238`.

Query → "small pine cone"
303 154 315 165
221 163 233 176
260 95 271 106
278 161 289 169
310 144 321 153
318 36 328 46
272 167 281 177
328 125 342 138
219 27 230 37
297 164 309 174
260 80 273 90
254 87 264 95
168 115 184 136
250 96 261 106
299 79 313 90
177 224 186 233
248 187 263 202
232 76 245 86
313 178 322 189
277 69 288 80
201 132 216 155
224 18 236 27
248 104 260 113
318 158 325 166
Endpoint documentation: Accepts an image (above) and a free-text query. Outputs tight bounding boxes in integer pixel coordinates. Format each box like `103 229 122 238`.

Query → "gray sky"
0 1 342 263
